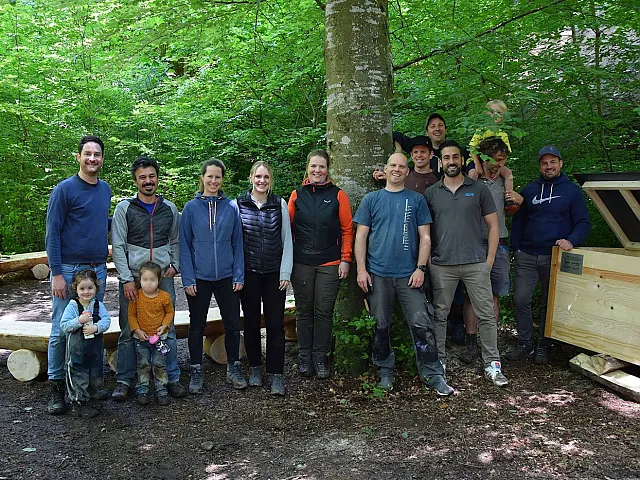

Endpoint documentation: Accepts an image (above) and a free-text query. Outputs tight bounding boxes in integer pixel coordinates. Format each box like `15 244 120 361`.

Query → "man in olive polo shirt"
424 140 508 387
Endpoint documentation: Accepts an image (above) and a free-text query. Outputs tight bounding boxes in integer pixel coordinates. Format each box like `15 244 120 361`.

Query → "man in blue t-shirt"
354 153 452 396
45 135 111 414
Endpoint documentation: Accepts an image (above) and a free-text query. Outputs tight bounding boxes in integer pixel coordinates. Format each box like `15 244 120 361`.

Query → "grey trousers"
368 274 443 379
65 330 104 404
291 263 341 364
430 262 500 366
513 250 552 347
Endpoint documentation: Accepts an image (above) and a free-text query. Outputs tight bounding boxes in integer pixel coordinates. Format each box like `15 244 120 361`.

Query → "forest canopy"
0 0 639 253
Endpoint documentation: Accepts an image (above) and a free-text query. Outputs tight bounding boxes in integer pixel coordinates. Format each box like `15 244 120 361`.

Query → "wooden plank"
578 247 640 257
0 295 296 352
621 189 640 222
583 181 640 190
544 246 562 337
0 246 114 275
584 189 632 249
547 248 640 366
570 353 640 403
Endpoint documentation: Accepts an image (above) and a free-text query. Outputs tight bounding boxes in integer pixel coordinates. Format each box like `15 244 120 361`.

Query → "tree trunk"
325 0 393 374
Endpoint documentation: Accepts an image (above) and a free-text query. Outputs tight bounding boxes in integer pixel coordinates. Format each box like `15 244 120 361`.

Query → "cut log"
590 354 629 375
205 334 246 365
106 346 118 372
284 320 298 342
30 264 50 280
7 349 47 381
0 246 113 275
570 353 640 403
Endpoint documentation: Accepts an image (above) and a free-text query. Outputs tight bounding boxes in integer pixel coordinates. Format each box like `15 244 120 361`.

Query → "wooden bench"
0 296 297 381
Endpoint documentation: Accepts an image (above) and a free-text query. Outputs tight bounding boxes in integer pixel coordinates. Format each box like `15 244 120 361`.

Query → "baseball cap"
537 145 561 161
407 135 433 152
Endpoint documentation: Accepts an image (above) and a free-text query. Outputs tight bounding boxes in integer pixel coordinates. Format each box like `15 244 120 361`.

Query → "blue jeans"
49 263 107 381
135 337 168 396
115 277 180 386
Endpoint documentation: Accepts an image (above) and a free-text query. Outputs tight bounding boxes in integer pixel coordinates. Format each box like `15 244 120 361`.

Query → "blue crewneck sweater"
45 174 111 275
511 173 591 255
179 192 244 286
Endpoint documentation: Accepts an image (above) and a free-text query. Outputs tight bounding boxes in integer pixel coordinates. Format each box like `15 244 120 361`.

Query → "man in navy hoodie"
506 146 591 364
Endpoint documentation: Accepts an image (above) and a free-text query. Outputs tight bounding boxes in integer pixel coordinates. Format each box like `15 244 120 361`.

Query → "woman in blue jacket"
180 159 246 394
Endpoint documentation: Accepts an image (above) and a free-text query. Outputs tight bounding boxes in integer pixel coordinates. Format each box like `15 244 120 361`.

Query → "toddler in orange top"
128 261 175 406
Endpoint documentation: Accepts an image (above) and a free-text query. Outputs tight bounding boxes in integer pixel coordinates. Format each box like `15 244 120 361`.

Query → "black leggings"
240 271 286 374
187 277 241 365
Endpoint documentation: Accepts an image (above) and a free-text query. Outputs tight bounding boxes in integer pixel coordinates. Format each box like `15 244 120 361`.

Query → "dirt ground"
1 272 639 480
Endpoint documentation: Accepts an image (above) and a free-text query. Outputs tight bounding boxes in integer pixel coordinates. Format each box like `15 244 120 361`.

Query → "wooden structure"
570 353 640 403
1 296 297 381
546 172 640 367
0 246 113 276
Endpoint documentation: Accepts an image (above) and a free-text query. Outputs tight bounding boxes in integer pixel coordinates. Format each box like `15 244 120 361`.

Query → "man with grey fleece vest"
111 156 187 401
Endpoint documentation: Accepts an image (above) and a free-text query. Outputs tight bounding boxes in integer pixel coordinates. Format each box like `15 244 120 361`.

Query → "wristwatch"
417 265 428 273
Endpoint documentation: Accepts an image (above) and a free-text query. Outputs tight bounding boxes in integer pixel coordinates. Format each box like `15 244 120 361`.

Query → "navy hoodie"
511 173 591 255
179 192 244 287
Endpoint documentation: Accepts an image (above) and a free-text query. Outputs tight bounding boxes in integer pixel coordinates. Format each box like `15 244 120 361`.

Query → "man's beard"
444 164 461 177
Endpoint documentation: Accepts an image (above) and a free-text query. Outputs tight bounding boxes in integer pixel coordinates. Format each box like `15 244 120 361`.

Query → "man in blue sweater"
45 136 111 414
507 146 591 364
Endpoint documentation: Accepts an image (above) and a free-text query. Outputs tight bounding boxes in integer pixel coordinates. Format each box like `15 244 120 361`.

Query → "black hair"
439 139 461 154
425 113 447 130
78 135 104 155
131 156 159 179
479 138 510 158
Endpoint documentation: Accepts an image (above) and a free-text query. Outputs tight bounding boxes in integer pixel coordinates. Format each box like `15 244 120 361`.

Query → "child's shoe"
504 200 519 215
136 391 151 405
157 392 170 406
72 401 99 418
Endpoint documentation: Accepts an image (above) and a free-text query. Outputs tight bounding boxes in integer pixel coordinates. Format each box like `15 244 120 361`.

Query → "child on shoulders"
468 100 515 210
60 269 111 417
128 261 175 406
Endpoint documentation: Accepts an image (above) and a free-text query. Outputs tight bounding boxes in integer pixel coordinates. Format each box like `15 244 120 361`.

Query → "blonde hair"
249 160 274 195
486 99 507 113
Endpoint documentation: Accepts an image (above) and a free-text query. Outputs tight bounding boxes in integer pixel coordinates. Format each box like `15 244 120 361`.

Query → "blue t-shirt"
353 188 432 278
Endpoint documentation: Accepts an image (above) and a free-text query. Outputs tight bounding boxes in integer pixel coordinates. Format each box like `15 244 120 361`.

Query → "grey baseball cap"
537 145 561 161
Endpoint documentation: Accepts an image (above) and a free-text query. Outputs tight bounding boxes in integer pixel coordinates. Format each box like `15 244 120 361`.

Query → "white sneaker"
484 361 508 387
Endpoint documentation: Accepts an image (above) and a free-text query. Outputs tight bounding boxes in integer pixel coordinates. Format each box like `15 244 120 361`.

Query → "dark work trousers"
513 250 552 347
291 263 341 364
368 274 443 379
240 271 287 374
187 277 241 365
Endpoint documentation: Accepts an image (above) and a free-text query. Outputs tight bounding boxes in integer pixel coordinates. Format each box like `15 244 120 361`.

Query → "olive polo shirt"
424 175 497 266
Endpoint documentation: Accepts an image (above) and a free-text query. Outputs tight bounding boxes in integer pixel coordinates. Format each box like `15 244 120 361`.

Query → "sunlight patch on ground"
597 390 640 419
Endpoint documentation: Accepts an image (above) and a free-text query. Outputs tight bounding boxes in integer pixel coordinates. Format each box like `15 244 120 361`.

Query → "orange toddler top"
128 289 174 335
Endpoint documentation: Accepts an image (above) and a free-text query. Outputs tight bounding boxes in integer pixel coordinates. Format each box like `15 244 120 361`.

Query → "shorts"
490 244 510 296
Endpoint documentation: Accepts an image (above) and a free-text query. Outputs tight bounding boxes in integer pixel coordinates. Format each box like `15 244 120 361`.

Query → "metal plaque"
560 252 584 275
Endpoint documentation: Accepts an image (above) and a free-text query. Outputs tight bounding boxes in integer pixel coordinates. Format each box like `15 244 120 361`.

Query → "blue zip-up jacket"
511 173 591 255
179 192 244 287
60 298 111 335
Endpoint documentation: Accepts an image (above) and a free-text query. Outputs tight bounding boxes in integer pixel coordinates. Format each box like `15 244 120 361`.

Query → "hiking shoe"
314 362 330 380
299 359 313 377
167 381 187 398
484 361 509 387
534 345 550 365
379 375 394 391
72 402 99 418
47 380 66 415
460 334 478 365
136 391 151 405
451 322 466 345
248 366 263 387
425 375 454 396
111 382 130 402
270 374 286 396
227 361 248 390
157 393 170 406
89 388 109 401
189 365 204 394
504 343 534 361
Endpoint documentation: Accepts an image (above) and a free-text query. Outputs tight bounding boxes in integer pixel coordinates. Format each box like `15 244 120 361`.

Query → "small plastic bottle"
83 311 95 339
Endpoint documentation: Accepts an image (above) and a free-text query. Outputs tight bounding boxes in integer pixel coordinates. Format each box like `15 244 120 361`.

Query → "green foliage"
332 307 376 373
